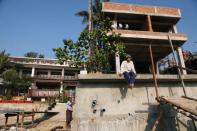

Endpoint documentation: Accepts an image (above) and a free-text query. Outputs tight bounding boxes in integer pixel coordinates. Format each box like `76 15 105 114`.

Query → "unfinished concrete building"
72 2 197 131
102 2 187 74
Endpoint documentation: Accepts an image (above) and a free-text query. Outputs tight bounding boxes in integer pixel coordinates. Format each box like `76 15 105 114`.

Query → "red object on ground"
17 101 25 103
25 101 33 103
0 100 33 103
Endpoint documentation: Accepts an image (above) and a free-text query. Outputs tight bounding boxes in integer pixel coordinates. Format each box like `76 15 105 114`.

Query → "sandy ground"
0 103 68 131
32 103 67 131
0 103 48 127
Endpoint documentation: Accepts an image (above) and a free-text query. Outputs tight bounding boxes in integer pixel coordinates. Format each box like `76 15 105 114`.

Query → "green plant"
24 51 45 58
0 50 11 74
53 18 126 73
1 69 33 99
48 97 56 105
0 50 33 99
59 88 68 103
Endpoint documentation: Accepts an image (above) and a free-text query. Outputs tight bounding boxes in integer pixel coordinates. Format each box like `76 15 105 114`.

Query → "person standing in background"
66 97 74 129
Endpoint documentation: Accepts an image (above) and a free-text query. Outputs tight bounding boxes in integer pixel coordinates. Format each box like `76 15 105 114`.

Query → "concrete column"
19 69 23 78
48 70 51 78
115 52 120 74
31 82 36 89
172 24 187 74
156 62 160 75
60 81 63 94
112 14 117 30
31 67 35 77
75 72 78 79
177 47 187 74
112 20 117 30
61 68 65 79
172 25 178 33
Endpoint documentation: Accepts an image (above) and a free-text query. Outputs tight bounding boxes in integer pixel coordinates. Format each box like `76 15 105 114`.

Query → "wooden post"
152 110 163 131
149 44 159 98
21 110 24 128
32 109 35 126
16 114 19 128
147 15 153 32
192 119 197 131
89 0 92 56
168 36 187 96
5 114 8 128
149 44 164 131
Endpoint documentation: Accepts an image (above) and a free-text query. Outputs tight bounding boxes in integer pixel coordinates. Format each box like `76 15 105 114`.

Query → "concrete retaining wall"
72 74 197 131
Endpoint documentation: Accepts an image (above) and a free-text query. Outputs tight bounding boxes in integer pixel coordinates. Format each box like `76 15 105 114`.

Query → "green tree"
75 0 110 29
15 76 33 97
24 51 45 58
1 69 18 99
39 54 45 58
0 50 33 99
24 52 38 58
1 69 33 99
0 50 11 74
53 18 126 73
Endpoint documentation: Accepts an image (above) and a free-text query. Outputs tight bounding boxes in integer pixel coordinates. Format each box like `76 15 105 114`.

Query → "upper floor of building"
9 56 80 81
102 2 187 47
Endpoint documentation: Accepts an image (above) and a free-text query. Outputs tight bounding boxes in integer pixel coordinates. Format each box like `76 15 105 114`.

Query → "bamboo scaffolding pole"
168 36 187 96
149 44 159 99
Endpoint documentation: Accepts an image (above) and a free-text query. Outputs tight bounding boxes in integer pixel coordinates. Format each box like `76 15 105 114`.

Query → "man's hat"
126 54 132 59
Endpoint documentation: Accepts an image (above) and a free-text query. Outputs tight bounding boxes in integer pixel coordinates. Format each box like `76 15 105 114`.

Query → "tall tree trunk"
89 0 92 56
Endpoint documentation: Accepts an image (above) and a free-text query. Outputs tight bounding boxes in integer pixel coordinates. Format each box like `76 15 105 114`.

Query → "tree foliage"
1 69 33 99
0 50 11 74
0 50 33 99
75 0 110 29
53 18 126 72
38 54 45 58
24 52 38 58
24 51 45 58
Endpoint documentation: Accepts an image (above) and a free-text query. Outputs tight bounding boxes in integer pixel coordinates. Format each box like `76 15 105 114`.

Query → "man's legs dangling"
129 72 135 89
123 72 130 85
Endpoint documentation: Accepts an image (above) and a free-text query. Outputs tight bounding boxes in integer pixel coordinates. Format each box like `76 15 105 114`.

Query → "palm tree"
75 0 110 29
0 50 33 99
0 50 11 74
76 0 110 57
1 69 18 99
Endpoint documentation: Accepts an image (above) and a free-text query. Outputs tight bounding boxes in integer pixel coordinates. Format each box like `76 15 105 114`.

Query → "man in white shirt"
66 97 74 128
120 55 136 89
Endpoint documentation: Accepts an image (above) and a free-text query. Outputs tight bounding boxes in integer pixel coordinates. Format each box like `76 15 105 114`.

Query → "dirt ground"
0 103 68 131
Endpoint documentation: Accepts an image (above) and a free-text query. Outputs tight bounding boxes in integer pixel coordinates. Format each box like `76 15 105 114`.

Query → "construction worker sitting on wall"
119 55 136 89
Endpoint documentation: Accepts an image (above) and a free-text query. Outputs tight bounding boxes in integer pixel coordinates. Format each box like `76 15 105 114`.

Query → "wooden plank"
158 97 197 117
182 96 197 101
152 110 163 131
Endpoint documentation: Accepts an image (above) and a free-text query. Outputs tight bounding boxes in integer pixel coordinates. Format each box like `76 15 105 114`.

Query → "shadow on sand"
0 112 58 129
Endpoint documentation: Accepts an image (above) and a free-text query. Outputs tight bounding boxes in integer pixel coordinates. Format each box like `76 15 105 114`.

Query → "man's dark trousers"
123 71 135 85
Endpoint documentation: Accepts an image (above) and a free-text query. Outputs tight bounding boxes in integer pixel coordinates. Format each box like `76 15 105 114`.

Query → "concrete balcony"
9 56 73 67
109 30 187 64
34 75 78 80
112 30 187 46
30 89 59 97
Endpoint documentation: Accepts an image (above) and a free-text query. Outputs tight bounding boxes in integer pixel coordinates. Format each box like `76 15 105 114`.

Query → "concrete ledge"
109 30 187 42
102 2 181 18
78 74 197 83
